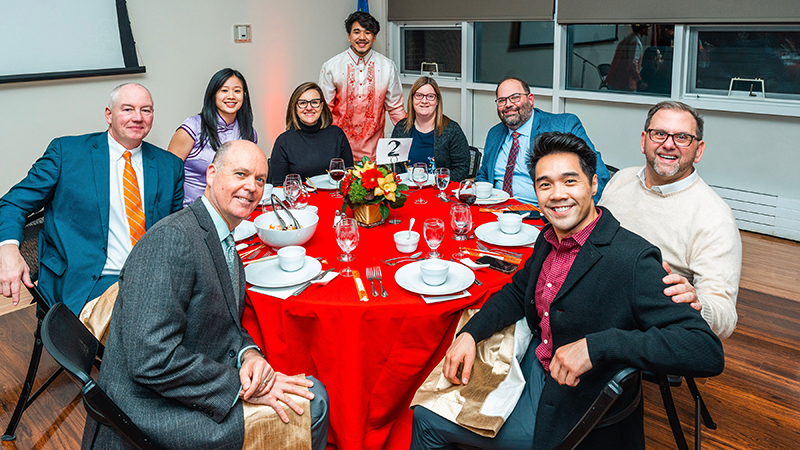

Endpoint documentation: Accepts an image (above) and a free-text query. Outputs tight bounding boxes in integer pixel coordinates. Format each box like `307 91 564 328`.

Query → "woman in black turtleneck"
270 82 354 184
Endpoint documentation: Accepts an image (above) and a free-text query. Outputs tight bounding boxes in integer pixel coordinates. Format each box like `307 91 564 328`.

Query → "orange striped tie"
122 151 146 246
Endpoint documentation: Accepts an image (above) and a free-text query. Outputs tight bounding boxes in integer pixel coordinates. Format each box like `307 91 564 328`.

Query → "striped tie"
122 151 146 246
502 132 521 195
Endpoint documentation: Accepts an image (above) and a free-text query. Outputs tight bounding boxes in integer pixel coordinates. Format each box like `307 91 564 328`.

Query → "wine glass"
329 158 345 198
284 179 309 210
450 203 472 242
284 173 301 186
411 162 429 205
336 218 359 277
457 179 477 206
434 167 450 201
423 218 445 259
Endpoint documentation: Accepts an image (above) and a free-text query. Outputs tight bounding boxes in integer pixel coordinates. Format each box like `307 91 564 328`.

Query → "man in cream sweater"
599 101 741 339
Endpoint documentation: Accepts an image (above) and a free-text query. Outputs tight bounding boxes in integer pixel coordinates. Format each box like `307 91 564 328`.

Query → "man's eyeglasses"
646 129 698 147
413 93 437 101
495 93 527 107
297 99 323 109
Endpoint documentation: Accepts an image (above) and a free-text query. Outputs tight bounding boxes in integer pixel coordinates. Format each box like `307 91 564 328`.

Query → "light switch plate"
234 24 251 43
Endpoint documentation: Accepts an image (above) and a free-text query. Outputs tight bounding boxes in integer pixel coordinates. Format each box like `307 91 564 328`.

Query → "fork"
374 266 388 297
366 267 379 297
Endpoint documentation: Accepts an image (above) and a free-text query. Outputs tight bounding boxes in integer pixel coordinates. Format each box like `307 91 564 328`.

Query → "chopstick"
243 254 278 266
238 243 266 259
459 248 522 265
305 177 318 194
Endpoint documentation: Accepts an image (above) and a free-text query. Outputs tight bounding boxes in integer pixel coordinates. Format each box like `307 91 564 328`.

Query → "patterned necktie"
502 132 521 195
122 151 146 246
224 234 240 305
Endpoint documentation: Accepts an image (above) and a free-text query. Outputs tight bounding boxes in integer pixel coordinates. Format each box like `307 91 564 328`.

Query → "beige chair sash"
79 281 119 345
242 374 312 450
410 309 531 438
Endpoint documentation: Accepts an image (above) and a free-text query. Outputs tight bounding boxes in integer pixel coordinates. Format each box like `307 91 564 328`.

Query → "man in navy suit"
476 76 610 205
0 83 184 314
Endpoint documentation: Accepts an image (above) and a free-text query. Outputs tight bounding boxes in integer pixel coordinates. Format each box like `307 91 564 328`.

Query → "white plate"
308 174 339 190
475 222 539 247
395 260 475 296
261 187 285 204
475 189 511 205
397 172 435 187
245 256 322 288
233 220 256 241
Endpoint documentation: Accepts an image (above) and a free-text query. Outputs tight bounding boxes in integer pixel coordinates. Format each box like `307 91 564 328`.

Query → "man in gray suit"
84 140 329 449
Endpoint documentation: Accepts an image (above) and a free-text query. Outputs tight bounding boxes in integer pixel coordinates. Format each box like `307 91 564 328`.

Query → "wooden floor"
1 232 799 449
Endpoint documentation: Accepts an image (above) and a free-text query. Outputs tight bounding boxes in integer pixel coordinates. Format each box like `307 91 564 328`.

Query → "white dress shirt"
103 134 145 276
492 113 538 204
637 166 699 195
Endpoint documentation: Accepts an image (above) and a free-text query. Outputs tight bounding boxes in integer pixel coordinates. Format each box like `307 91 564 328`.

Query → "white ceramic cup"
497 213 523 234
293 205 318 215
420 259 449 286
277 246 306 272
394 231 420 253
475 181 494 199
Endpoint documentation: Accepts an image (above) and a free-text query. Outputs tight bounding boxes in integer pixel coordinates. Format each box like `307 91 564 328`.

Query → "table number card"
376 138 412 165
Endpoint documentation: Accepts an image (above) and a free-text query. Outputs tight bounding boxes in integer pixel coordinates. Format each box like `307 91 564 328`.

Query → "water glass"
411 163 429 205
284 179 309 209
434 167 450 200
423 218 445 259
450 203 472 241
336 218 359 276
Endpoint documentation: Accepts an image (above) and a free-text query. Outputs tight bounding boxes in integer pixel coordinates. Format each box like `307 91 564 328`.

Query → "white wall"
0 0 360 194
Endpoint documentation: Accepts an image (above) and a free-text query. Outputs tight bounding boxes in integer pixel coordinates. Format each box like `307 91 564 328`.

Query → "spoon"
384 251 422 262
520 212 531 219
407 218 416 239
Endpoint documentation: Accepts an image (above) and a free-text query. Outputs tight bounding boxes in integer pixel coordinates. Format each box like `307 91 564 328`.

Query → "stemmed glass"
284 179 309 209
423 218 445 259
411 163 429 205
434 167 450 201
328 158 345 198
457 179 477 206
450 203 472 259
335 218 359 277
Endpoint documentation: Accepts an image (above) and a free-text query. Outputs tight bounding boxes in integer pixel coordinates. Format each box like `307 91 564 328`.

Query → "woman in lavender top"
167 68 257 207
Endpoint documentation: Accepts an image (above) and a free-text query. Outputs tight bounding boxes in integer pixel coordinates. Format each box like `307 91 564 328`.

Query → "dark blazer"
0 132 184 313
83 200 253 449
461 207 724 450
475 108 610 203
392 117 471 182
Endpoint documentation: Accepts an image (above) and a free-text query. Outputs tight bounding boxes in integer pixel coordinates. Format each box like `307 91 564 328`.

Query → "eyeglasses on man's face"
297 99 323 109
413 92 437 102
646 129 698 147
495 93 527 107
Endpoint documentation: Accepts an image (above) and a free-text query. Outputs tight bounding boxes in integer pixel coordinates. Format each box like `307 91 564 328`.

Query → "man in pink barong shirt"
319 11 406 161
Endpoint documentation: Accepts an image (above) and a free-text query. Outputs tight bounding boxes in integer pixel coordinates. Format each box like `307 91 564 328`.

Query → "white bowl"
394 231 420 253
497 214 522 234
277 246 306 272
420 259 449 286
475 181 494 199
293 205 318 215
254 210 319 249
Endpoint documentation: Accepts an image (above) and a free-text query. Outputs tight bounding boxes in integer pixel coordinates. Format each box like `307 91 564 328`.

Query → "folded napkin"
248 272 338 300
421 290 470 304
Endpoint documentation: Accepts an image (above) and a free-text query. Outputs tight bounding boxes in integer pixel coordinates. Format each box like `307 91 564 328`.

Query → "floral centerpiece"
340 157 409 227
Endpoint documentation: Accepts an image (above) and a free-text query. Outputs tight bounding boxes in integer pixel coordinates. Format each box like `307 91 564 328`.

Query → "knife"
292 268 334 296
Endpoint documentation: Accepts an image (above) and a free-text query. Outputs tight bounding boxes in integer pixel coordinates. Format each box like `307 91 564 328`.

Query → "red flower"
341 174 354 195
360 168 382 190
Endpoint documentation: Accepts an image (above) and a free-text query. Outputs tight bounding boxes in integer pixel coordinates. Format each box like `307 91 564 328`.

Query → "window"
401 27 461 78
474 21 554 87
688 27 800 100
566 24 674 96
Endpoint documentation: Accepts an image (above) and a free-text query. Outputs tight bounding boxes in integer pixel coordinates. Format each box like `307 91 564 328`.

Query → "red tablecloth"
241 185 541 450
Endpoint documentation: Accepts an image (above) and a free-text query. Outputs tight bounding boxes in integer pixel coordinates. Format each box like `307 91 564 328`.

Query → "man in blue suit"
0 83 184 314
476 76 609 204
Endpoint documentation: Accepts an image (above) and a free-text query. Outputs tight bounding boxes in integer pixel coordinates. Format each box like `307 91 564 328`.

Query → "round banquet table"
241 183 543 450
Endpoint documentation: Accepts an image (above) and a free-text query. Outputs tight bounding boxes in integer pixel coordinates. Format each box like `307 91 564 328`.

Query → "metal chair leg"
2 310 46 441
657 373 690 450
695 394 701 450
685 376 716 429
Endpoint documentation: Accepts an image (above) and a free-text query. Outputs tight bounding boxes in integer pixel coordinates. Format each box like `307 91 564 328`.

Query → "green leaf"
379 203 390 219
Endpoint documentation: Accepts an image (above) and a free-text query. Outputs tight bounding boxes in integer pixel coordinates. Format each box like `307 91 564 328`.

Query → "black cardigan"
270 122 354 184
391 117 471 182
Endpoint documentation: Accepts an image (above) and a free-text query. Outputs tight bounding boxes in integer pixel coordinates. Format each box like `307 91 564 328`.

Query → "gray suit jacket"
82 200 253 449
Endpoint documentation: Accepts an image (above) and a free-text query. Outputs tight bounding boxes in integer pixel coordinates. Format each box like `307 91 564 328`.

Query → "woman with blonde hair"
391 77 470 181
270 82 353 183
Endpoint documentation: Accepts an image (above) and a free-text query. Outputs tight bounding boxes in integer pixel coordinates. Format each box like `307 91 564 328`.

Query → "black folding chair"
643 372 716 450
41 302 162 450
467 146 483 179
2 210 65 441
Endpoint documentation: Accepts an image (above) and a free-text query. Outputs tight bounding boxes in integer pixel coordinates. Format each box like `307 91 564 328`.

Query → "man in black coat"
411 132 724 450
